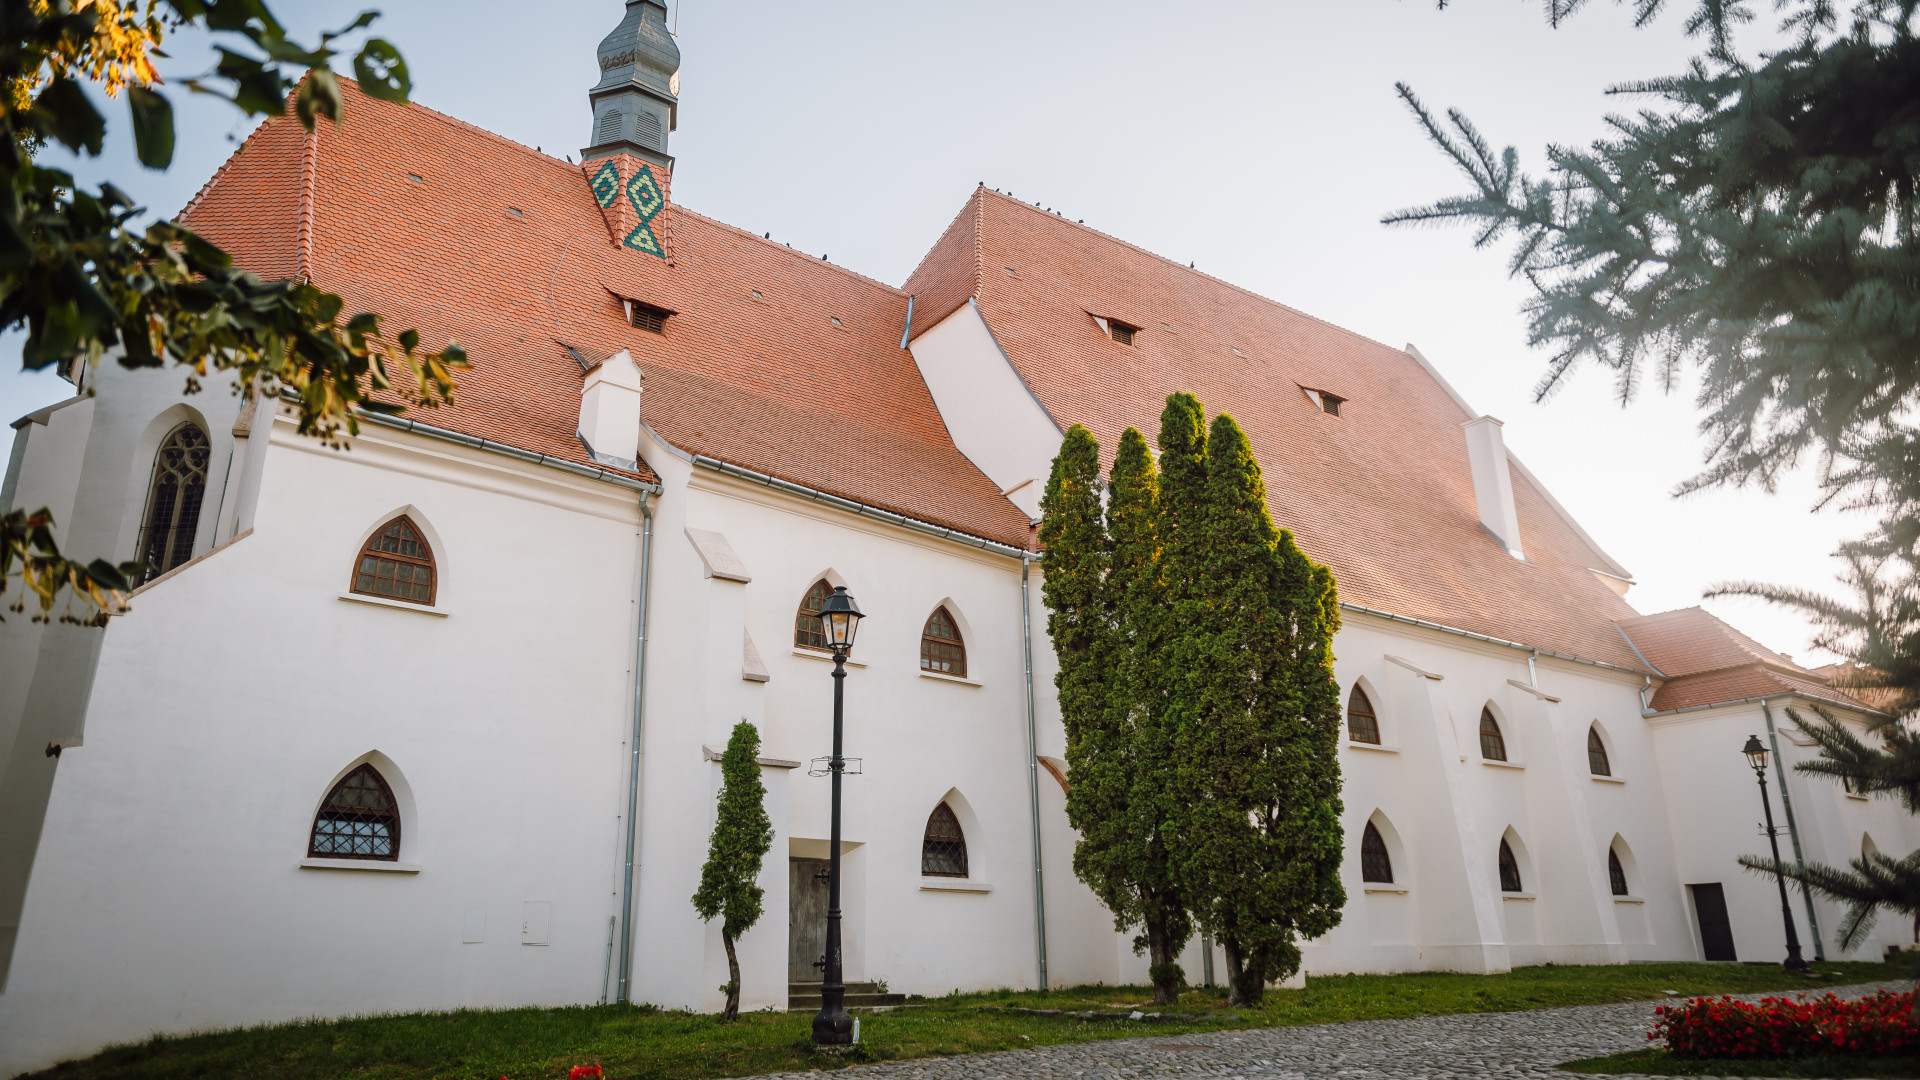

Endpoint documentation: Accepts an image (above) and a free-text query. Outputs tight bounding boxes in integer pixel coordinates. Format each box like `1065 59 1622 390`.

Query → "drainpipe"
1021 553 1049 989
616 492 656 1003
1760 699 1826 961
1527 649 1538 687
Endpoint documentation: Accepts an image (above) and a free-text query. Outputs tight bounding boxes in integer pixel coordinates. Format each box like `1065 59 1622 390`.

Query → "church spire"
583 0 680 168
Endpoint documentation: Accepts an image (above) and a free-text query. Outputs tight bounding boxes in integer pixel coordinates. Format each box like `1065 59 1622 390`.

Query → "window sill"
920 878 991 892
792 647 866 668
1362 885 1409 894
919 670 980 687
1501 891 1536 901
1347 741 1398 753
339 592 446 617
1481 759 1525 770
1590 774 1626 785
300 858 421 873
1613 895 1646 905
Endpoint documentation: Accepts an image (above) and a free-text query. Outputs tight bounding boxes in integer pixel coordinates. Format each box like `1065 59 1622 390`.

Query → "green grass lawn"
1560 1047 1920 1078
20 961 1909 1080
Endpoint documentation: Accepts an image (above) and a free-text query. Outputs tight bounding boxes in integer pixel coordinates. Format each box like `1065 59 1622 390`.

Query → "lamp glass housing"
1742 734 1769 773
817 586 864 649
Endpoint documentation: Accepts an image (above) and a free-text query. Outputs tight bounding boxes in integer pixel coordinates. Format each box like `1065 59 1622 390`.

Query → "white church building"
1 2 1913 1072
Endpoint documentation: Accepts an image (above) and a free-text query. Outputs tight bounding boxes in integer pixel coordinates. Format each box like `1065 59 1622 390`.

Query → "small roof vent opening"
829 316 843 327
1106 319 1138 346
1302 386 1345 416
750 289 764 300
627 300 671 335
1004 267 1018 276
406 172 425 184
506 207 524 219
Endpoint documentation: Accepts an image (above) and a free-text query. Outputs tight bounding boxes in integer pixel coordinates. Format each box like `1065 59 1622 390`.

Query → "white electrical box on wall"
521 901 551 945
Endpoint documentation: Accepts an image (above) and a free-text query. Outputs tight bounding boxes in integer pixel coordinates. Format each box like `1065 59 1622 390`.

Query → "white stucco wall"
907 302 1062 521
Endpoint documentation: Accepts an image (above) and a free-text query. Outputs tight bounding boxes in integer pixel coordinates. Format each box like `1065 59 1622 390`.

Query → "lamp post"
812 586 864 1045
1742 734 1810 973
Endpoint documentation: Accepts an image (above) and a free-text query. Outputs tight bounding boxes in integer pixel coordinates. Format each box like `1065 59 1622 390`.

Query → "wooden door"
789 858 829 981
1689 883 1738 961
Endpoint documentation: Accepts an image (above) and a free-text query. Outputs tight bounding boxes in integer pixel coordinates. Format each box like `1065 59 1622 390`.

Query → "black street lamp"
1742 734 1810 973
812 586 865 1046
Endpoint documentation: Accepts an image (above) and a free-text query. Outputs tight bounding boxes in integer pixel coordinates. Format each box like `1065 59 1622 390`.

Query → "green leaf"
33 78 106 156
353 39 411 102
128 87 175 169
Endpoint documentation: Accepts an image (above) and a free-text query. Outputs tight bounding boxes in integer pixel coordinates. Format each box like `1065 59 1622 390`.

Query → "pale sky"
1 0 1867 663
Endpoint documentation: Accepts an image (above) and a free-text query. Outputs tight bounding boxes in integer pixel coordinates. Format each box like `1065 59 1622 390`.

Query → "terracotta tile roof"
908 188 1648 668
177 81 1032 548
1618 607 1875 712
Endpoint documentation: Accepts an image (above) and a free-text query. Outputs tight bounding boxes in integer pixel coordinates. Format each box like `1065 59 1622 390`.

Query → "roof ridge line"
975 187 1409 359
669 204 908 297
295 122 319 282
337 74 580 173
177 117 271 222
899 185 984 294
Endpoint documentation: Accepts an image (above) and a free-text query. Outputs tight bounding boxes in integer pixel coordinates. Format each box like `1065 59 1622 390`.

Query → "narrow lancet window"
921 607 967 677
1588 726 1612 776
1608 848 1629 896
1361 821 1393 883
139 423 211 579
921 803 968 877
1498 839 1523 893
1479 708 1508 762
795 580 834 650
1348 686 1380 744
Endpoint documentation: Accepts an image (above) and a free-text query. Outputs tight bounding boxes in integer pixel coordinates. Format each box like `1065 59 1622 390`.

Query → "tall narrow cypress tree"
691 720 774 1021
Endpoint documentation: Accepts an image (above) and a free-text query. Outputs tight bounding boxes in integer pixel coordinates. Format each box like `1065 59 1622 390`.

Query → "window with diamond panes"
921 802 968 877
1361 821 1393 883
921 606 967 677
352 516 436 605
794 579 836 651
1608 848 1629 896
1588 726 1612 776
1479 707 1508 762
1498 839 1523 893
138 423 211 580
309 763 400 861
1347 686 1380 744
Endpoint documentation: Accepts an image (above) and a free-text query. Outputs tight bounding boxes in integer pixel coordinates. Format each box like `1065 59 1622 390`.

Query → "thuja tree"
1040 422 1192 1006
1 0 466 625
1391 0 1920 974
691 720 774 1021
1169 410 1345 1005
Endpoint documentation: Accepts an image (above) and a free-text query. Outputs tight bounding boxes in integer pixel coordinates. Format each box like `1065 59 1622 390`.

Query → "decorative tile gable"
583 153 670 260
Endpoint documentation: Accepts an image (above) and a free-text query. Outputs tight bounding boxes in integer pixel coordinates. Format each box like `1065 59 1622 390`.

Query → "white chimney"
1461 415 1524 560
579 349 642 468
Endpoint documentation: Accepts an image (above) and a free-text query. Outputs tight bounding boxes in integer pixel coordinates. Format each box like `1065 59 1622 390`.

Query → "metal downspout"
616 493 656 1003
1761 699 1826 961
1022 554 1049 989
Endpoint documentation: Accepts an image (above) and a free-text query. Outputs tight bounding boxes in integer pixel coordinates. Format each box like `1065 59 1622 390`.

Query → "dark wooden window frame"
1360 821 1393 884
1107 319 1138 346
794 579 839 652
1498 838 1523 893
920 606 967 677
1587 725 1612 776
921 802 968 877
1608 847 1629 896
629 300 670 335
1347 686 1380 744
351 515 437 605
308 763 401 861
1479 707 1508 762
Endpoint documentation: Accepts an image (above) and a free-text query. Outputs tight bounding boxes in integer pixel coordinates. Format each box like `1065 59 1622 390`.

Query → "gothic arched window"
1498 838 1523 893
1608 848 1629 896
1479 707 1508 762
352 516 436 605
1588 726 1612 776
921 606 967 677
138 422 211 579
795 579 834 650
309 763 401 861
1361 821 1393 883
1348 686 1380 744
921 803 968 877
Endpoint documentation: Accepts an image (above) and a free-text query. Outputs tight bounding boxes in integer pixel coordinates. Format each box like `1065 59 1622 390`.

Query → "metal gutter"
352 409 662 494
616 493 656 1002
1338 602 1650 677
899 295 914 350
1613 621 1667 677
689 455 1032 560
1761 699 1825 962
1020 553 1049 989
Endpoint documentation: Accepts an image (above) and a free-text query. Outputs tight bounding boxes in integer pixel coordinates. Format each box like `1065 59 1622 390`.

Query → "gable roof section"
1618 607 1873 713
178 81 1031 549
908 187 1646 668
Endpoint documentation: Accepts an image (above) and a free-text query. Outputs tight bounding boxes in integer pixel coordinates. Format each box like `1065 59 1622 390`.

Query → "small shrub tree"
691 720 774 1021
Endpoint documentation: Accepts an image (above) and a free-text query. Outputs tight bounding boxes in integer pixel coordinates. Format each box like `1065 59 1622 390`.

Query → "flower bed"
1650 990 1917 1060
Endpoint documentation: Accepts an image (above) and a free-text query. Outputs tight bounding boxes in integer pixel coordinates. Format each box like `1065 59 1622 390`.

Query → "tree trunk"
721 929 741 1022
1145 910 1182 1005
1222 937 1247 1007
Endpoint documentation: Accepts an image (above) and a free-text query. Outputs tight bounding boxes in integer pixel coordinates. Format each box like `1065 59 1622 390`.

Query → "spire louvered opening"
597 111 624 143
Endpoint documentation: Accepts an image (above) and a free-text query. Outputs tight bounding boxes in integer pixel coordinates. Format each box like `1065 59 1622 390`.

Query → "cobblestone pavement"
766 981 1909 1080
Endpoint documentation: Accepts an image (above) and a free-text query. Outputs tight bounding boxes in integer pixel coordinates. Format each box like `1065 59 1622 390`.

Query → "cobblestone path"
766 981 1908 1080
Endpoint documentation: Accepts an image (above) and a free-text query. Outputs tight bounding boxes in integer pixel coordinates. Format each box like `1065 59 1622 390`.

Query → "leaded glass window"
1588 726 1612 776
921 606 967 677
1348 686 1380 744
138 423 211 580
1361 821 1393 883
1479 708 1508 762
795 579 833 650
1498 839 1522 893
922 803 968 877
1608 848 1629 896
352 516 435 604
309 764 400 861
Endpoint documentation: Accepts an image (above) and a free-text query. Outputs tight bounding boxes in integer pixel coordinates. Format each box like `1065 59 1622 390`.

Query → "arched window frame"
1360 820 1393 883
1347 684 1381 745
921 802 968 878
1498 836 1524 893
349 514 438 606
308 762 402 862
794 578 840 653
1587 724 1615 777
1607 848 1629 896
137 421 212 580
920 605 967 678
1479 706 1509 763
